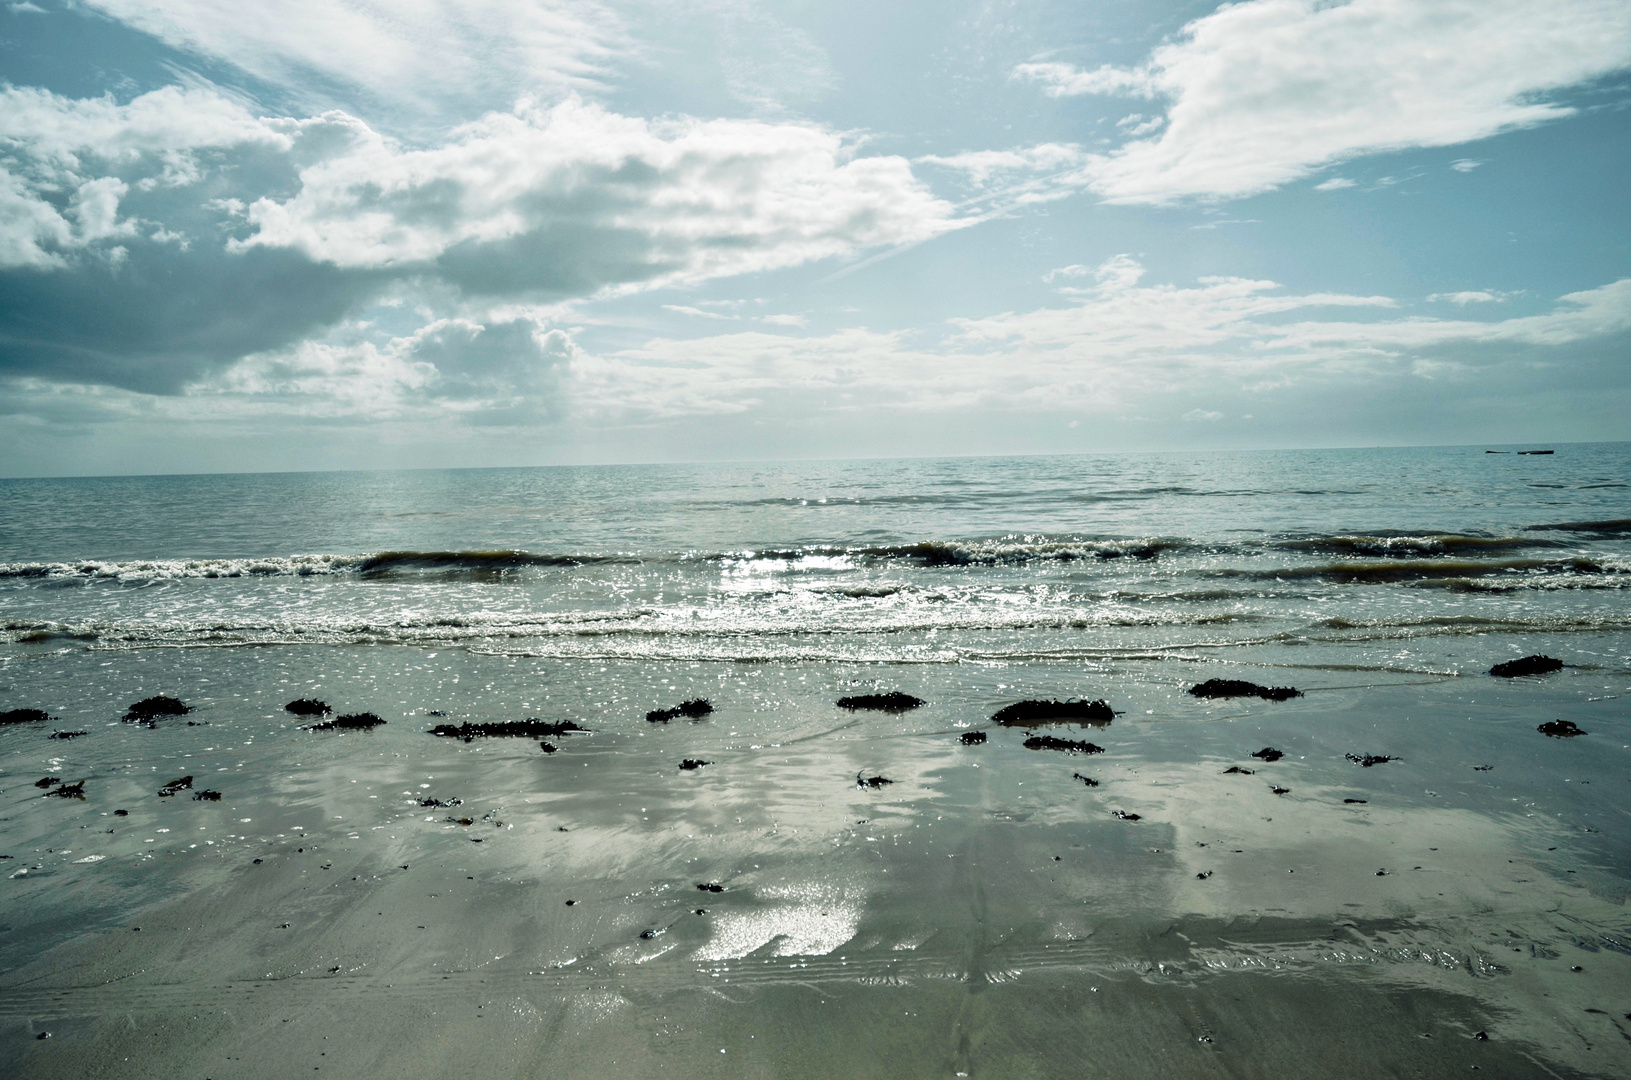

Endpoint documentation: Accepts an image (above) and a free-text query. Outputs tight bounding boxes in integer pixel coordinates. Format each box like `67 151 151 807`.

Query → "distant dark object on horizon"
285 699 332 716
124 696 190 722
1538 720 1585 738
307 712 385 731
646 699 714 722
960 731 986 745
993 699 1113 726
1517 450 1554 455
1189 679 1302 702
1023 735 1104 754
1 708 53 725
1251 747 1284 762
837 692 925 712
430 718 586 741
1489 655 1563 678
1484 450 1506 454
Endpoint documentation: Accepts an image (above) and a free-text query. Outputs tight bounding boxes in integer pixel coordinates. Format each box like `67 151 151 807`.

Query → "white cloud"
1450 159 1484 172
664 304 737 320
916 144 1087 186
1182 408 1223 422
81 0 622 120
1043 264 1089 283
233 96 964 290
1016 0 1631 204
1427 290 1510 305
7 2 47 12
1314 177 1356 191
759 313 807 327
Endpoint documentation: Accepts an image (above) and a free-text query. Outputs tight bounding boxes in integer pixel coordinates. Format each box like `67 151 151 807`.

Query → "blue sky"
1 0 1627 475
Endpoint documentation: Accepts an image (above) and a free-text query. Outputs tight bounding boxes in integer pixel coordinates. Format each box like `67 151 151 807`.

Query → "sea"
2 444 1629 1077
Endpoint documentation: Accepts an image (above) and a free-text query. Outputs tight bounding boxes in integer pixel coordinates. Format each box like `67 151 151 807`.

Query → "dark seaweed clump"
419 797 462 808
308 712 385 731
123 696 190 722
1222 766 1254 775
157 775 193 797
1023 735 1104 754
837 692 925 712
679 759 710 771
539 741 558 754
1538 720 1585 738
857 773 893 788
1072 772 1099 787
193 790 222 801
48 730 87 740
960 731 986 745
647 699 714 722
285 699 332 716
1251 747 1284 762
993 699 1113 726
1490 655 1564 678
430 719 586 741
35 777 60 788
1 708 53 725
46 780 85 799
1189 680 1302 701
1346 753 1394 767
1111 810 1141 821
696 882 724 893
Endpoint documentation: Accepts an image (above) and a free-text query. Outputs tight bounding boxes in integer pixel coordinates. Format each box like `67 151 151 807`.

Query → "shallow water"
1 446 1628 1077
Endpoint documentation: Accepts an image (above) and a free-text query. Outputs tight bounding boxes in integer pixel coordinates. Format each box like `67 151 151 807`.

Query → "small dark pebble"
419 797 462 808
1072 772 1099 787
1111 810 1141 821
1538 720 1585 738
1489 655 1563 678
1473 765 1493 771
1345 753 1395 767
647 699 715 722
1571 965 1583 972
185 720 208 726
1270 786 1290 795
1344 799 1368 804
34 777 61 788
993 699 1113 726
307 712 385 731
1053 855 1061 861
697 882 724 893
193 790 222 801
46 780 86 799
694 908 707 915
960 731 986 745
48 730 87 740
639 928 663 939
328 966 341 974
1023 735 1104 754
837 692 924 713
0 708 53 725
1222 766 1254 775
253 858 263 864
285 699 332 716
857 773 893 788
539 741 558 753
1196 871 1213 880
124 695 190 722
565 900 576 906
679 759 710 771
157 775 193 797
1251 748 1284 762
113 809 128 816
1376 869 1389 876
1189 679 1301 702
430 719 585 741
1473 1031 1488 1041
35 1031 49 1040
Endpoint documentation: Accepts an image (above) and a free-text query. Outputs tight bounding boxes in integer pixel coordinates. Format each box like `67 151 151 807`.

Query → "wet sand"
2 647 1629 1078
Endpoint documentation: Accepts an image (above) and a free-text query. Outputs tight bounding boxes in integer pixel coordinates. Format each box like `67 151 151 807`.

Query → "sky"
0 0 1627 476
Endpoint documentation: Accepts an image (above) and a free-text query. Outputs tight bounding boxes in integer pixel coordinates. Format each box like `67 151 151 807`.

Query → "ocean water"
2 445 1629 1078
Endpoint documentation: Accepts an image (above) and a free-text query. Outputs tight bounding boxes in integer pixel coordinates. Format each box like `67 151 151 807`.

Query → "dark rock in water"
185 721 209 726
113 809 128 816
1489 655 1563 678
1344 799 1368 804
1072 772 1099 787
285 699 332 716
639 928 664 940
1484 450 1506 454
157 775 193 797
857 773 893 788
697 882 724 893
1270 785 1290 795
419 797 462 808
0 708 53 725
46 780 85 799
1251 748 1284 762
34 777 60 788
1189 679 1302 702
1024 735 1104 754
1473 765 1494 771
1111 810 1141 821
837 692 925 712
426 710 447 717
48 730 87 740
1222 766 1255 775
960 731 986 745
1345 753 1395 767
1538 720 1585 738
1196 871 1213 880
647 699 715 722
992 699 1113 726
307 712 385 731
193 789 222 801
123 696 190 722
430 719 585 741
679 759 710 771
1473 1031 1489 1041
539 741 558 754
